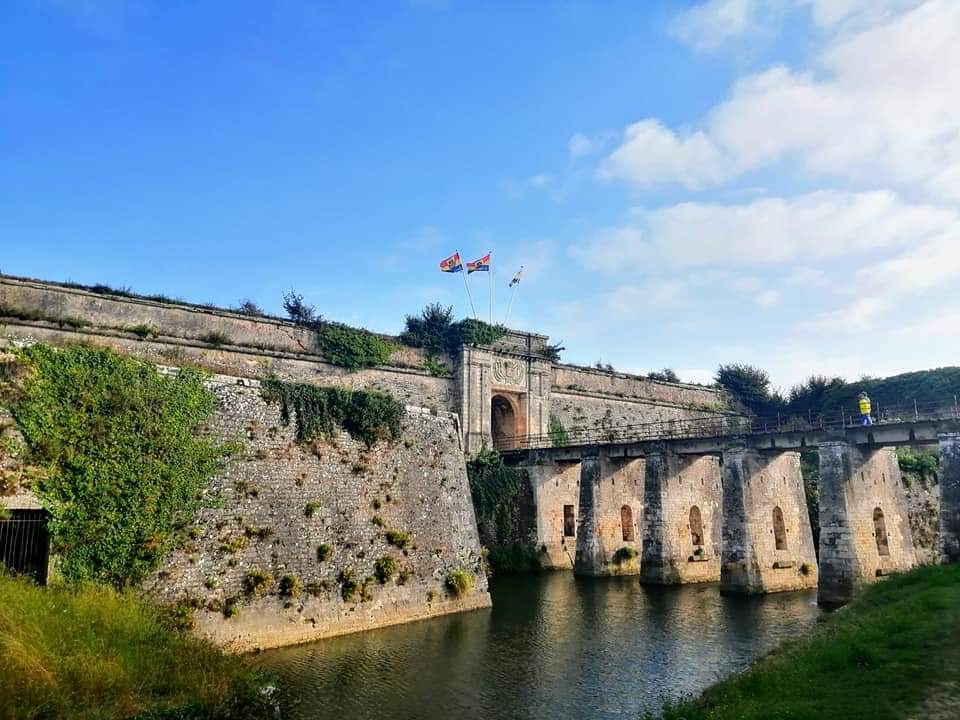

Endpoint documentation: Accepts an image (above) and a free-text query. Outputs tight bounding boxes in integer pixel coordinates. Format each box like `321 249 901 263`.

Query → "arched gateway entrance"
491 393 523 448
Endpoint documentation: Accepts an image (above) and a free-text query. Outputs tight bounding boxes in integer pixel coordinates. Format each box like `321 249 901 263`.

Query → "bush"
199 330 231 346
316 543 332 562
315 322 398 369
647 368 680 383
242 569 273 597
0 574 285 720
613 546 638 564
4 344 232 589
385 529 411 549
263 379 404 448
401 303 507 355
338 568 360 602
445 568 475 597
374 556 397 584
278 574 301 597
304 501 320 517
235 299 264 317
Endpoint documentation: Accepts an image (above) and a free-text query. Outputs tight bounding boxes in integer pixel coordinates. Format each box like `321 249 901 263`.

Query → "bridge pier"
525 457 582 569
940 431 960 562
640 451 722 584
573 453 644 576
719 448 818 594
818 442 916 605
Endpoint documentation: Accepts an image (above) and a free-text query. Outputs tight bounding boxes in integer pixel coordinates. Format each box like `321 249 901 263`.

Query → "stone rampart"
142 377 489 652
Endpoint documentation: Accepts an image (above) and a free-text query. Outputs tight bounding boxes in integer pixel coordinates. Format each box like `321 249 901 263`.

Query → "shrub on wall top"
4 344 233 589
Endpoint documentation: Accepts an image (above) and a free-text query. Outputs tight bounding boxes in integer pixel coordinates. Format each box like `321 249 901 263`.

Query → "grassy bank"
656 563 960 720
0 574 283 720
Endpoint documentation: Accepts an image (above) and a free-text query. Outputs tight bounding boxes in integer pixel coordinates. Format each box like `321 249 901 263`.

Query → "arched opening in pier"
689 506 704 547
873 507 890 556
772 506 788 550
621 505 635 542
491 394 519 448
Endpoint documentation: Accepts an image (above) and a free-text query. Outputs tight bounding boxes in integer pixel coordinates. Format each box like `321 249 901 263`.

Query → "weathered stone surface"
818 442 916 604
641 451 722 584
573 454 643 576
720 449 818 594
940 432 960 562
142 377 489 652
525 457 582 569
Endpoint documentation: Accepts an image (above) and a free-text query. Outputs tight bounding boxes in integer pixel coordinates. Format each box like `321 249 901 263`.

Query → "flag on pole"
439 252 463 273
508 267 523 286
466 253 491 273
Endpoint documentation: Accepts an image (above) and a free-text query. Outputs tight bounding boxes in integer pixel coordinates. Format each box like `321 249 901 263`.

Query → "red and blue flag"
439 252 463 273
466 253 491 274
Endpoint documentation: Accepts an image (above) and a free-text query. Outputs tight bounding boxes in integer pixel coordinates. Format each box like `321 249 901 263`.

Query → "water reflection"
257 573 821 720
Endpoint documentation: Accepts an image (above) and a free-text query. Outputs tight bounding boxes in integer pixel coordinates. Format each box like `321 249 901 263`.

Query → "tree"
400 303 454 356
715 363 785 417
282 290 319 327
787 375 847 417
235 298 264 316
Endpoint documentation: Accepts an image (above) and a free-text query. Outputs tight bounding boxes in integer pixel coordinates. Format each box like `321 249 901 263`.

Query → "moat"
257 573 823 720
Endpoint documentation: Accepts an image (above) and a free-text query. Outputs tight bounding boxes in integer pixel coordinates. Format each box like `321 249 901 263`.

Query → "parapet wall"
143 377 489 652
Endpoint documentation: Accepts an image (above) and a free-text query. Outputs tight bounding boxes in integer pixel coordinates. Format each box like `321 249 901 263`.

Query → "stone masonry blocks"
574 454 644 576
720 449 818 594
818 442 916 605
526 458 581 569
641 451 722 584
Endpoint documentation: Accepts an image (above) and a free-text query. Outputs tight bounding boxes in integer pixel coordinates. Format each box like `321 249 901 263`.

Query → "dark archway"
621 505 635 542
491 394 519 447
689 506 704 547
772 506 787 550
874 507 890 556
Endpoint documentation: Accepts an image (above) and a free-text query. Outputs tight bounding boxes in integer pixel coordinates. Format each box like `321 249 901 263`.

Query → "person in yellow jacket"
858 392 873 426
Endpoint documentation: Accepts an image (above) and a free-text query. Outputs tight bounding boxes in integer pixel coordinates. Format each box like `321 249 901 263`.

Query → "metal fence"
495 398 960 452
0 509 50 584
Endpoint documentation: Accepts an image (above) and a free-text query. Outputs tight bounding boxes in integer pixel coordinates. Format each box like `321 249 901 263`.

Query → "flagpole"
488 251 493 325
504 265 523 327
461 258 478 320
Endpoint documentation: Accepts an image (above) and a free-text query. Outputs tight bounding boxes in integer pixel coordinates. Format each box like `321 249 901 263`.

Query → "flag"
466 252 491 274
508 267 523 286
439 252 463 273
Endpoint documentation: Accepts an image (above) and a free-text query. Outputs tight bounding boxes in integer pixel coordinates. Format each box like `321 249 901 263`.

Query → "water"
257 573 823 720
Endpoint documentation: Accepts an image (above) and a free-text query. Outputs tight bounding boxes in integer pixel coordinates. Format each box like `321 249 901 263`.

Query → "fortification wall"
142 377 489 652
549 391 723 435
551 365 724 408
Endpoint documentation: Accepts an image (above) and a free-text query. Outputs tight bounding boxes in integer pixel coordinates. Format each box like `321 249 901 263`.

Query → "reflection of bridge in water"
496 399 960 606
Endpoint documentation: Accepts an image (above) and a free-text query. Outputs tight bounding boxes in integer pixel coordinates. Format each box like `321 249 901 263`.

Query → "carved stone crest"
493 358 525 387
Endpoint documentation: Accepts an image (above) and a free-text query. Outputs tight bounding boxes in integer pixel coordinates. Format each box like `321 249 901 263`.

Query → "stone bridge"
500 403 960 605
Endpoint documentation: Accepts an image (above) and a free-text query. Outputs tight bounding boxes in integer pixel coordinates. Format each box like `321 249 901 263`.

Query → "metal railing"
0 510 49 584
495 397 960 452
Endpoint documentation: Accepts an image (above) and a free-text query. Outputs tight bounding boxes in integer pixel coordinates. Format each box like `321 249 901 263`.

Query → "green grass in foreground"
655 563 960 720
0 574 284 720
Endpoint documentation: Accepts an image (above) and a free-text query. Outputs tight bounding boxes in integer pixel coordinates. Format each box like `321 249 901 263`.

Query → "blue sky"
3 0 959 389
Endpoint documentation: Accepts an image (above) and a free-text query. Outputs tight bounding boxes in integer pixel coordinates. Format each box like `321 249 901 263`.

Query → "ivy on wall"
3 344 233 589
262 379 404 447
466 449 539 573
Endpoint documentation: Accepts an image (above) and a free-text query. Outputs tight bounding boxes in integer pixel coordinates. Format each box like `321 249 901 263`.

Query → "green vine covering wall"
466 449 539 573
314 322 398 370
262 378 404 447
2 344 232 589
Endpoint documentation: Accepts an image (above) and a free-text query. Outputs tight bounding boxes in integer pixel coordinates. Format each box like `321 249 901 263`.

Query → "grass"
0 574 283 720
653 563 960 720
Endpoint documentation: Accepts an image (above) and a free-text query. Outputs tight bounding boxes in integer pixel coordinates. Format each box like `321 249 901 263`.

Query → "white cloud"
669 0 776 52
575 190 951 271
610 1 960 201
568 133 597 158
599 120 727 189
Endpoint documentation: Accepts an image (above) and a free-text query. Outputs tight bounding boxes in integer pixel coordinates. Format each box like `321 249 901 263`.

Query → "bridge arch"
772 506 788 550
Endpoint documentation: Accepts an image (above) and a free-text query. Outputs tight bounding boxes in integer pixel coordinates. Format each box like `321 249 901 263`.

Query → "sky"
2 0 958 391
